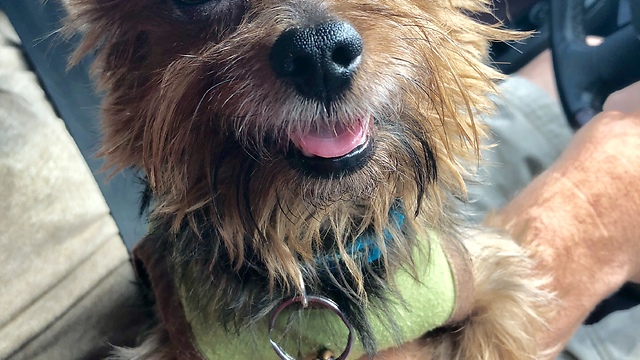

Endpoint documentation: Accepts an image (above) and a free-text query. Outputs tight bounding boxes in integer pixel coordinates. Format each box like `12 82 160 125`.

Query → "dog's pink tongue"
293 119 368 158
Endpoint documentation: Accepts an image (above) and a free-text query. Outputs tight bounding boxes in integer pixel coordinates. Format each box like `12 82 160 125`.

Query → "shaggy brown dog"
65 0 550 358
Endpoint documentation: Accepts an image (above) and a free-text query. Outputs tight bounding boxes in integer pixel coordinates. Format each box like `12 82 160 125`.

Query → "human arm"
371 110 640 360
488 110 640 357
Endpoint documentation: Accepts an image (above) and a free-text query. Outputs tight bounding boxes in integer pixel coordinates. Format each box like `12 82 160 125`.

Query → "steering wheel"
551 0 640 127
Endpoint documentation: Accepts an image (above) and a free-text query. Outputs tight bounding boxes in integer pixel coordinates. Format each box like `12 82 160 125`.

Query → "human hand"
603 81 640 114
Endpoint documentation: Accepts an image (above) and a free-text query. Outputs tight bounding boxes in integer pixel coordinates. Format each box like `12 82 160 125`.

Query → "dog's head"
67 0 509 341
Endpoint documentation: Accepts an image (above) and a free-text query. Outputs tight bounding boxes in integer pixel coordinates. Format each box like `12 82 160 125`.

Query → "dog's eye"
171 0 245 29
173 0 215 7
172 0 218 20
175 0 211 6
175 0 212 5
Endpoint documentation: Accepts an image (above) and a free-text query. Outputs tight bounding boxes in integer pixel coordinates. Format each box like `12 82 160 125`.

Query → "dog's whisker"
193 79 233 119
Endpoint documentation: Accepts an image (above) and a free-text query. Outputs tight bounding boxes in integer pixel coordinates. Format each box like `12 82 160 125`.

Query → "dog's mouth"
291 115 371 158
288 115 374 176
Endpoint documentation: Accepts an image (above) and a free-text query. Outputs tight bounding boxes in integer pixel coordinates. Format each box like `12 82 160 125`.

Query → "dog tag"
315 349 336 360
301 349 335 360
268 295 353 360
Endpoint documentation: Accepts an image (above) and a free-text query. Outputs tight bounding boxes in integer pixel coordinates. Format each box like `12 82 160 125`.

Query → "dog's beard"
95 31 475 353
136 107 442 354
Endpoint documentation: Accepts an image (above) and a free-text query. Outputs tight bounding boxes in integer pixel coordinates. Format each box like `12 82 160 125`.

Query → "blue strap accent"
320 207 405 265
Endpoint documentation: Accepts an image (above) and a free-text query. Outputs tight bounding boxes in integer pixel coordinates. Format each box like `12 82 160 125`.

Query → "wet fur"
65 0 550 358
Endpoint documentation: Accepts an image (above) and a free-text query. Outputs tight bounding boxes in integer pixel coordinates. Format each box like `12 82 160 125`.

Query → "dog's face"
68 0 506 344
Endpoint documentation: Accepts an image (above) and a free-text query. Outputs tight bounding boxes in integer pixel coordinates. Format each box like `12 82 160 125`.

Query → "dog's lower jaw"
286 137 375 179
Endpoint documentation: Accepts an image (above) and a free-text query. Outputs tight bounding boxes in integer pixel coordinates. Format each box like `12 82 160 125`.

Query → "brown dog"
65 0 550 358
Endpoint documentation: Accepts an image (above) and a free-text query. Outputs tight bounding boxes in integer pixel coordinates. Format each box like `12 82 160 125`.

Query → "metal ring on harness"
268 295 354 360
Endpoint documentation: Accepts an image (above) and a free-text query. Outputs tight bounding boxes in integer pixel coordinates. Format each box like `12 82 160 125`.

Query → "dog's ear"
62 0 153 173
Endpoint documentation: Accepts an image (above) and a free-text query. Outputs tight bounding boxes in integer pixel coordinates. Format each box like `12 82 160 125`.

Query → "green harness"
133 233 474 359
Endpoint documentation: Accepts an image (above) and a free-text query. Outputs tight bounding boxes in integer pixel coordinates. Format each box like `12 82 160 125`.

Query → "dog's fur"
65 0 550 358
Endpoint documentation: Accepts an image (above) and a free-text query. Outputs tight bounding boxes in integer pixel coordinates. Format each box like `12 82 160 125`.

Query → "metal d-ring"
268 295 354 360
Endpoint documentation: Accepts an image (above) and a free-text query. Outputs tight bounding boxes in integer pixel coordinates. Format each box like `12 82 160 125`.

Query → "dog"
65 0 550 358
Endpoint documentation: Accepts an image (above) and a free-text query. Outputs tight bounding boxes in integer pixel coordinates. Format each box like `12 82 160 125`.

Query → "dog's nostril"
270 21 363 102
332 44 359 68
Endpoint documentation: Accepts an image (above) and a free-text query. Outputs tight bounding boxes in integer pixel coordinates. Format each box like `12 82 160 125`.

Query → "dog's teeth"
301 150 316 157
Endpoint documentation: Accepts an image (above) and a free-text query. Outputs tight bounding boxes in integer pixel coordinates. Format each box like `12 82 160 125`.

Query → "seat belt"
0 0 146 249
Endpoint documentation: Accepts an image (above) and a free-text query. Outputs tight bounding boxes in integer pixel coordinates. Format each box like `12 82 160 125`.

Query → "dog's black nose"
270 21 363 102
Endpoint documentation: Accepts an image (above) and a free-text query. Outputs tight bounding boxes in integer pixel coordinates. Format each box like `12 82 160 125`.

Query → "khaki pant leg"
0 11 149 360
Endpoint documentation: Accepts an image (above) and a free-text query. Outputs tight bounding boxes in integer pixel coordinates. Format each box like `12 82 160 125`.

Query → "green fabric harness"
133 232 474 359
